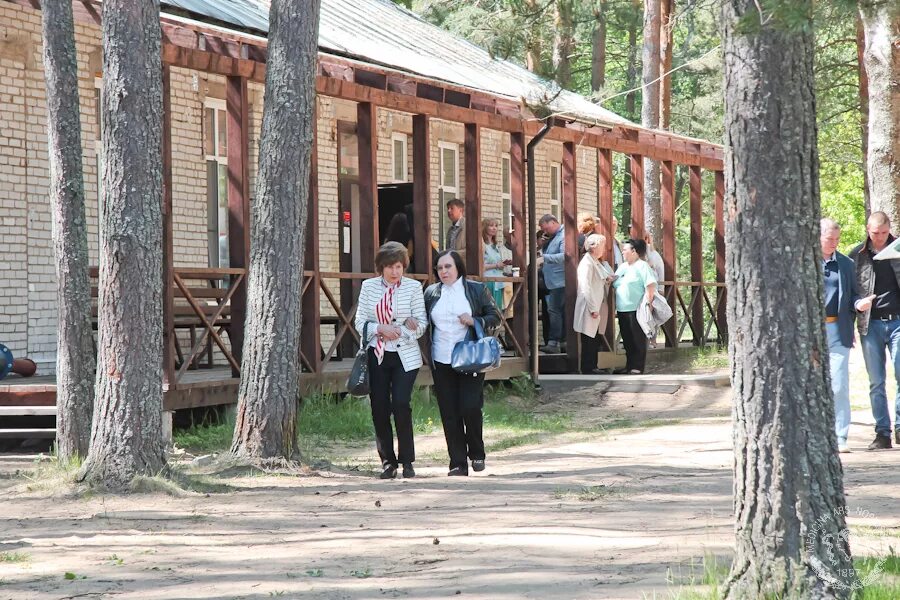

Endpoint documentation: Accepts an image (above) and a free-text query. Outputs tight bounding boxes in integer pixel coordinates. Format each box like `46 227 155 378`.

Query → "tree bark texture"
855 16 871 215
590 0 607 93
641 0 662 245
553 0 574 88
858 2 899 225
41 0 95 461
621 3 640 228
659 0 674 130
722 1 853 596
524 0 543 76
231 0 321 461
78 0 166 489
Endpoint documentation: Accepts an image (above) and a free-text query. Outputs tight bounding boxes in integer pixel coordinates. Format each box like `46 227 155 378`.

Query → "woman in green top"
612 238 658 374
482 218 509 309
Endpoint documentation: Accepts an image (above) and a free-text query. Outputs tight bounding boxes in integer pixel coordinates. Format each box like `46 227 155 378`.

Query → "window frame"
391 132 408 183
549 162 561 219
437 141 460 248
204 98 229 268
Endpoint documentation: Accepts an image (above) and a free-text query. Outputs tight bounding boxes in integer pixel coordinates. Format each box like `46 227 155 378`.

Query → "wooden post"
464 123 482 276
689 165 704 345
661 159 677 347
715 169 727 342
562 142 579 372
357 102 378 272
301 102 322 374
510 132 528 353
226 75 250 371
630 154 645 240
412 115 432 275
162 65 175 388
598 148 615 345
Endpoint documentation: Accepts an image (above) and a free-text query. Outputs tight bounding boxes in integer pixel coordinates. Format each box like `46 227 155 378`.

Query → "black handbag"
451 318 502 375
346 322 371 396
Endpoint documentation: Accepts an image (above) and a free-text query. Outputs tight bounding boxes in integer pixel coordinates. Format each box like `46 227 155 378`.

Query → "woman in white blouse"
424 250 501 476
573 234 615 374
354 242 427 479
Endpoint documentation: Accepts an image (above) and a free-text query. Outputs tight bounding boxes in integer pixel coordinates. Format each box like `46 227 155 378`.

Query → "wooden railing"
660 280 727 348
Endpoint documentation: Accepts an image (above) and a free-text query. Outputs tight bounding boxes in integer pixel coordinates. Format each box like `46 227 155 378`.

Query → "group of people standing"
821 212 900 453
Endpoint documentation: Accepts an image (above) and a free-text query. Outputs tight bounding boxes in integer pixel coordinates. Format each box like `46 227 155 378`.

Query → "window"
438 142 459 248
549 162 561 219
501 153 512 234
391 132 408 182
204 99 228 268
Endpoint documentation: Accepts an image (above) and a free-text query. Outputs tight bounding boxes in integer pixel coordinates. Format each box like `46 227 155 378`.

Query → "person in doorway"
577 213 598 258
574 234 615 374
538 214 566 353
425 250 501 476
354 242 427 479
446 198 466 258
850 211 900 450
612 238 657 374
482 218 510 310
821 218 858 453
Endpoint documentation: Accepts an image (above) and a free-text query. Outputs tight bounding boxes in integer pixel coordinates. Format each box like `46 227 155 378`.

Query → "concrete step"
0 428 56 439
0 406 57 416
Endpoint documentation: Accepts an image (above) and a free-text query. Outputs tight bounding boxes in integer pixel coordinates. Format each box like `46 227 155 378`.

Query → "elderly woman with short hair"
355 242 427 479
574 234 615 374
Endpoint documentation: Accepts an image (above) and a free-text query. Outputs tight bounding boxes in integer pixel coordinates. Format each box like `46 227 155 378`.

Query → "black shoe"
380 464 398 479
402 463 415 478
867 435 892 451
588 368 611 375
612 367 629 375
471 459 485 472
448 466 468 476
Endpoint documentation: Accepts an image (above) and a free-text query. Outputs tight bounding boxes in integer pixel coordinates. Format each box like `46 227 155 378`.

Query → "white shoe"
838 444 851 454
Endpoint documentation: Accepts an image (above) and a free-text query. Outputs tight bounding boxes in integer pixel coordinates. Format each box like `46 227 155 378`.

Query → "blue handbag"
451 318 502 375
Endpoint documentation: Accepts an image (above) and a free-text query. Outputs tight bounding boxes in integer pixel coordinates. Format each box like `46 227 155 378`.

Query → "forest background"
396 0 866 280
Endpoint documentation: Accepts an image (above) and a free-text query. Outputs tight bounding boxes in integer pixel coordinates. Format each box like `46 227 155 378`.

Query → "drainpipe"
526 118 553 388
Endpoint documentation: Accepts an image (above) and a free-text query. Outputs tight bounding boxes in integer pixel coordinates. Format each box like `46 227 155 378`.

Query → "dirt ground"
2 378 899 600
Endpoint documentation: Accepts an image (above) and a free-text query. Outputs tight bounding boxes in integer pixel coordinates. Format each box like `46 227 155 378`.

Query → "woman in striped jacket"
354 242 427 479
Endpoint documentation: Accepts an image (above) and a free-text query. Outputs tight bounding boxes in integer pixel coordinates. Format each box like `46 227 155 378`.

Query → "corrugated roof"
160 0 634 128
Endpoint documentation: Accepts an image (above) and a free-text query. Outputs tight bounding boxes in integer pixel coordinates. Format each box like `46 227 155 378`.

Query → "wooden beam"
412 114 432 275
629 154 645 240
225 75 249 372
562 142 579 373
510 132 528 354
301 103 322 374
689 165 704 345
162 65 176 389
661 159 677 347
464 123 482 275
715 169 726 340
357 102 378 272
597 148 615 345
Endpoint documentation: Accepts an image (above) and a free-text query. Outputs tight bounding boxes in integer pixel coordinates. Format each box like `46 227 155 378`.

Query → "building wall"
0 6 609 373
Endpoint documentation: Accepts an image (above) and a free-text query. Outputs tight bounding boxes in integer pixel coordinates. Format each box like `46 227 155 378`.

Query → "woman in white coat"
573 234 615 374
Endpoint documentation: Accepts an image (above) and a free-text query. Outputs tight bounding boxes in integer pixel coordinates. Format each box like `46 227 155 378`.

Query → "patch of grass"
0 552 30 563
600 416 683 432
553 484 620 502
689 347 729 371
173 409 235 454
485 433 540 453
349 567 372 578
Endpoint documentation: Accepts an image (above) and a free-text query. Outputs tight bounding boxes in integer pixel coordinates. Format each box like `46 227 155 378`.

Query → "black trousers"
432 362 486 471
580 332 600 374
367 349 418 467
617 311 647 372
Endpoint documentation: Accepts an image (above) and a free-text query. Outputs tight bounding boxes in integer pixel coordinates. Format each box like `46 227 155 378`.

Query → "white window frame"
438 141 459 248
391 132 408 183
549 162 561 219
204 98 229 268
501 153 512 235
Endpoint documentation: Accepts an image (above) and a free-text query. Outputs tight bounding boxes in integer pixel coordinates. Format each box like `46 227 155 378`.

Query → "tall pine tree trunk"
855 16 870 215
231 0 321 461
553 0 574 88
659 0 673 130
590 0 607 93
641 0 662 244
722 0 853 596
858 2 899 225
621 2 640 229
524 0 543 75
78 0 166 489
41 0 95 460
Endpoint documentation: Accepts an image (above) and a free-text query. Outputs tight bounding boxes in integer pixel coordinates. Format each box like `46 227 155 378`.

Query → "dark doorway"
377 182 418 271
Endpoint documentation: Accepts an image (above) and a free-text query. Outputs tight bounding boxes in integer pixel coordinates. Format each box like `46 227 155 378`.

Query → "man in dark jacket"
850 211 900 450
821 219 859 453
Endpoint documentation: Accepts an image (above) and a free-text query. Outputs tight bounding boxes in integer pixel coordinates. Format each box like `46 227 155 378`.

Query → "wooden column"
464 123 482 275
510 132 528 351
562 142 579 372
301 102 322 374
226 75 250 371
597 148 615 344
630 154 645 240
715 169 727 341
412 115 432 276
689 165 704 344
161 65 175 388
661 159 677 347
357 102 378 272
